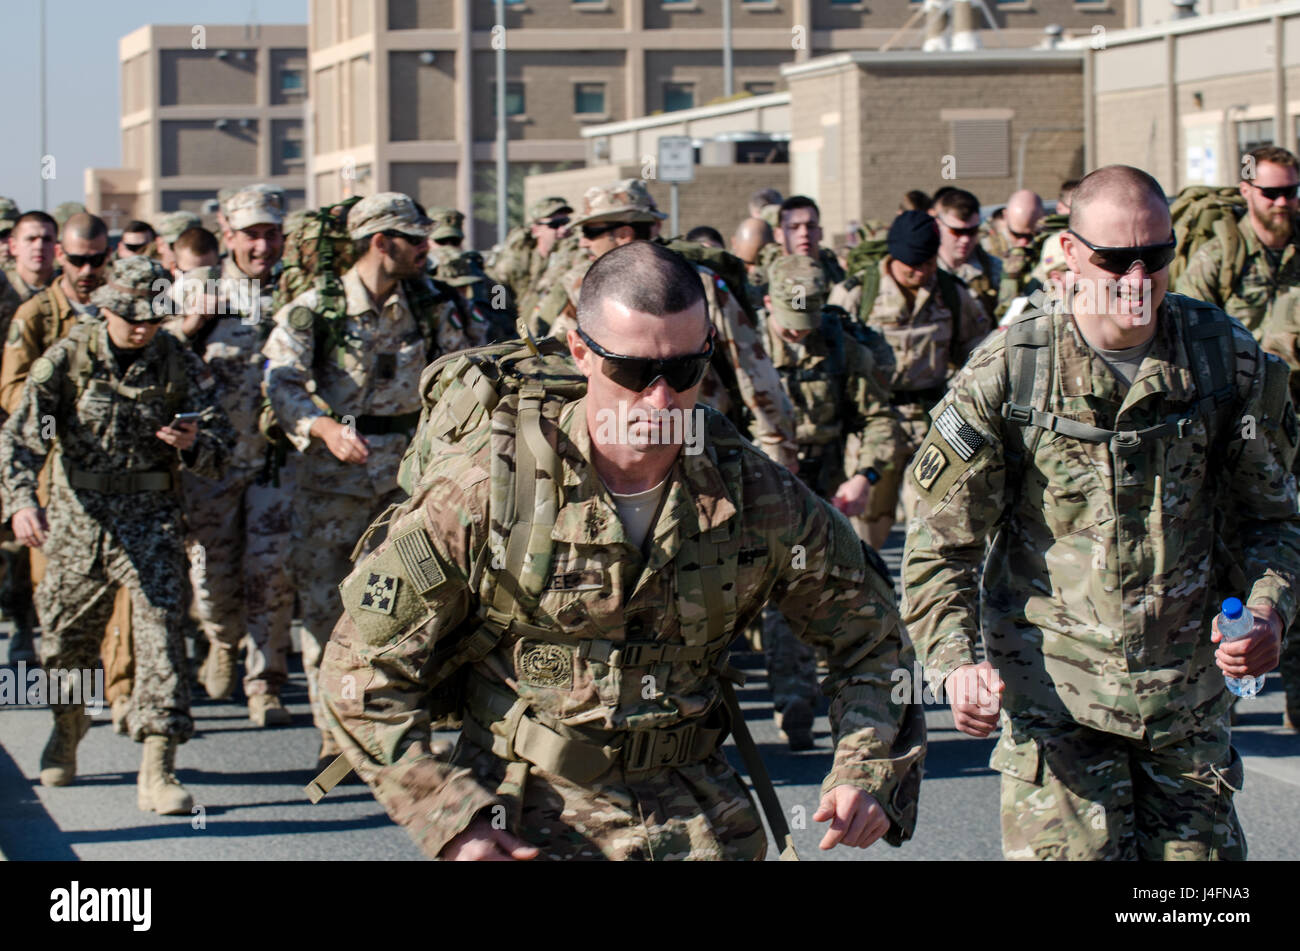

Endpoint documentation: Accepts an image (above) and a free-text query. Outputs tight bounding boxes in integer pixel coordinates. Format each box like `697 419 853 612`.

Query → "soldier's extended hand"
156 421 198 452
1212 604 1283 680
832 473 871 517
814 786 889 850
945 661 1004 738
312 416 370 464
12 507 49 548
440 816 540 862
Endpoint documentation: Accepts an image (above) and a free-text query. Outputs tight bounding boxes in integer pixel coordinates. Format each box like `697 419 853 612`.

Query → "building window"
1236 119 1274 163
744 81 775 96
280 68 305 93
663 82 695 112
282 139 304 162
490 81 526 118
574 82 606 115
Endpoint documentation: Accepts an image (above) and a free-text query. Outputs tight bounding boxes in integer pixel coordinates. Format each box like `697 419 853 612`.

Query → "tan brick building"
85 24 308 231
1076 1 1300 194
308 0 1127 247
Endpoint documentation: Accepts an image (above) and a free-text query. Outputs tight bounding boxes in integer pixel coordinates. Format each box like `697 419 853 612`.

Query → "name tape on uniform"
934 405 985 462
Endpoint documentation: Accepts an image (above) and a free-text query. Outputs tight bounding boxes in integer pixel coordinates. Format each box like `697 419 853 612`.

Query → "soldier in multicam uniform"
858 210 990 551
153 211 201 275
903 166 1300 860
488 196 572 322
1179 146 1300 729
163 186 297 727
0 255 235 813
263 193 473 770
427 208 467 273
318 241 925 860
757 255 909 749
537 179 797 470
979 190 1044 308
933 188 1005 323
772 196 845 294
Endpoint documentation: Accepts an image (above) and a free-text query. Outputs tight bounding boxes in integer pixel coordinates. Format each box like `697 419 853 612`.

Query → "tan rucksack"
1168 186 1247 285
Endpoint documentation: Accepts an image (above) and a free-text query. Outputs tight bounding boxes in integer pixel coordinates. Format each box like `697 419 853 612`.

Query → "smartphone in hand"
169 412 204 428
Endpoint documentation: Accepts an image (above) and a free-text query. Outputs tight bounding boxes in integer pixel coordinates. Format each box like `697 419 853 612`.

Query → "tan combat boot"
199 643 237 700
40 706 90 787
248 694 292 727
137 735 194 815
316 729 342 774
111 696 130 735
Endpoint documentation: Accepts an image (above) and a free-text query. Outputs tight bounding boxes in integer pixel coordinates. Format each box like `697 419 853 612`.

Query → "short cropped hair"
685 225 725 248
778 195 820 227
936 188 980 222
122 220 156 240
173 226 220 259
1069 165 1168 234
12 211 56 235
1244 146 1299 177
901 189 932 212
576 241 706 335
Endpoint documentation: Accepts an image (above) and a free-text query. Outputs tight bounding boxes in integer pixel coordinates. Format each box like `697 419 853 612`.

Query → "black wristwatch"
861 467 881 485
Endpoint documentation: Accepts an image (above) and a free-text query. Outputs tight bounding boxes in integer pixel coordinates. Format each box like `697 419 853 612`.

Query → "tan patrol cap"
224 185 285 231
347 192 434 241
766 254 827 331
568 179 666 229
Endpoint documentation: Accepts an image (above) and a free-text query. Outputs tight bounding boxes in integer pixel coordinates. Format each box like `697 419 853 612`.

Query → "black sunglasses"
65 251 108 268
581 222 622 241
381 229 427 244
120 240 150 253
940 219 980 238
1248 182 1300 201
576 325 714 392
1067 229 1177 275
541 217 570 230
1008 227 1038 241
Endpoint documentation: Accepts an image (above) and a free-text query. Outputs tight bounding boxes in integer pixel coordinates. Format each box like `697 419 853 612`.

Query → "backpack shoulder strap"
311 275 347 370
1000 311 1054 459
936 268 961 329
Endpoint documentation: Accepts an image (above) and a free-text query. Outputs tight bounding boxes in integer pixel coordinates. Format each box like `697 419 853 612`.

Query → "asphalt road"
1 532 1297 862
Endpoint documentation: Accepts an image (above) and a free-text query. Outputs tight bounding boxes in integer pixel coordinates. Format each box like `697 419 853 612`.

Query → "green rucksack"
1168 186 1247 285
312 325 801 859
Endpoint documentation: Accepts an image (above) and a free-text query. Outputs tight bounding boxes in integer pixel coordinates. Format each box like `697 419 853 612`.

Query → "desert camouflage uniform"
941 245 1004 324
859 257 990 526
758 256 908 719
440 250 515 346
264 249 471 733
1176 215 1300 336
0 261 235 743
319 398 925 860
171 253 296 698
902 295 1300 860
526 234 581 335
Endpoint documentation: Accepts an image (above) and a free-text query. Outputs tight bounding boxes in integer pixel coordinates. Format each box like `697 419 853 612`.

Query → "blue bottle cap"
1222 597 1244 619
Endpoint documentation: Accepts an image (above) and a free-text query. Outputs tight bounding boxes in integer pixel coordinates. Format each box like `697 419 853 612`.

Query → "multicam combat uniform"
757 256 909 738
319 398 925 860
902 295 1300 860
263 194 473 744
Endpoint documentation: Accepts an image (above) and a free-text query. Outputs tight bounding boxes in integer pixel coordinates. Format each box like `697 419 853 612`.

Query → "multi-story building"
85 23 308 231
309 0 1129 246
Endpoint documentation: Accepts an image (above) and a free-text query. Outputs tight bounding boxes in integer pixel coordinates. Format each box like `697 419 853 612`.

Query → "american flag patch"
934 406 985 462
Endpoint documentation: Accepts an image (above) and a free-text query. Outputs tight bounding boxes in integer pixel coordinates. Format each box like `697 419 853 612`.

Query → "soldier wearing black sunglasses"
1177 144 1300 342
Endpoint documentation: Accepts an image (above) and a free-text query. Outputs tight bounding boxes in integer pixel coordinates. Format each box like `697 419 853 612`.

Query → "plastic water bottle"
1217 598 1264 699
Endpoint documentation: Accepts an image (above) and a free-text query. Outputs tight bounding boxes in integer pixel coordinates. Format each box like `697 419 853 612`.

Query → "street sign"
657 135 695 183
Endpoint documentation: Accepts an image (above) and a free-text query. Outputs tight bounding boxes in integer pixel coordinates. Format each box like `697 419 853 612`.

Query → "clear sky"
0 0 307 214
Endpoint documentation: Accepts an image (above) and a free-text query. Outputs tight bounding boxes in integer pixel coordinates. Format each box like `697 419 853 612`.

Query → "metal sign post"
657 135 694 238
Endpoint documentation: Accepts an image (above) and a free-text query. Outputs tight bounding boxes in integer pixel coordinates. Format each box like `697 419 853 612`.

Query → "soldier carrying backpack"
309 241 925 861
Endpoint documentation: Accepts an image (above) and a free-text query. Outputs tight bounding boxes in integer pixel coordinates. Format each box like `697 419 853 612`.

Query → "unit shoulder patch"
914 444 948 490
29 356 54 385
288 306 315 332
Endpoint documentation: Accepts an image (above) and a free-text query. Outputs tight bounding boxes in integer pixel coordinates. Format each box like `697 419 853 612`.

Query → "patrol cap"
568 179 667 229
529 196 572 224
767 254 827 331
887 210 940 267
91 255 173 323
439 250 487 287
53 202 87 229
156 211 202 246
429 208 465 242
347 192 434 241
1031 230 1068 284
0 197 20 232
224 184 285 231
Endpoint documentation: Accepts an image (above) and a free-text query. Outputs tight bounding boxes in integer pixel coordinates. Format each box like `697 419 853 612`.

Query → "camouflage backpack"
1168 186 1248 285
311 327 800 858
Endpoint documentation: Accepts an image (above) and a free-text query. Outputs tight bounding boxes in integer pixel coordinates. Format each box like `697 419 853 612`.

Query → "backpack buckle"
1002 402 1033 425
1110 430 1142 455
